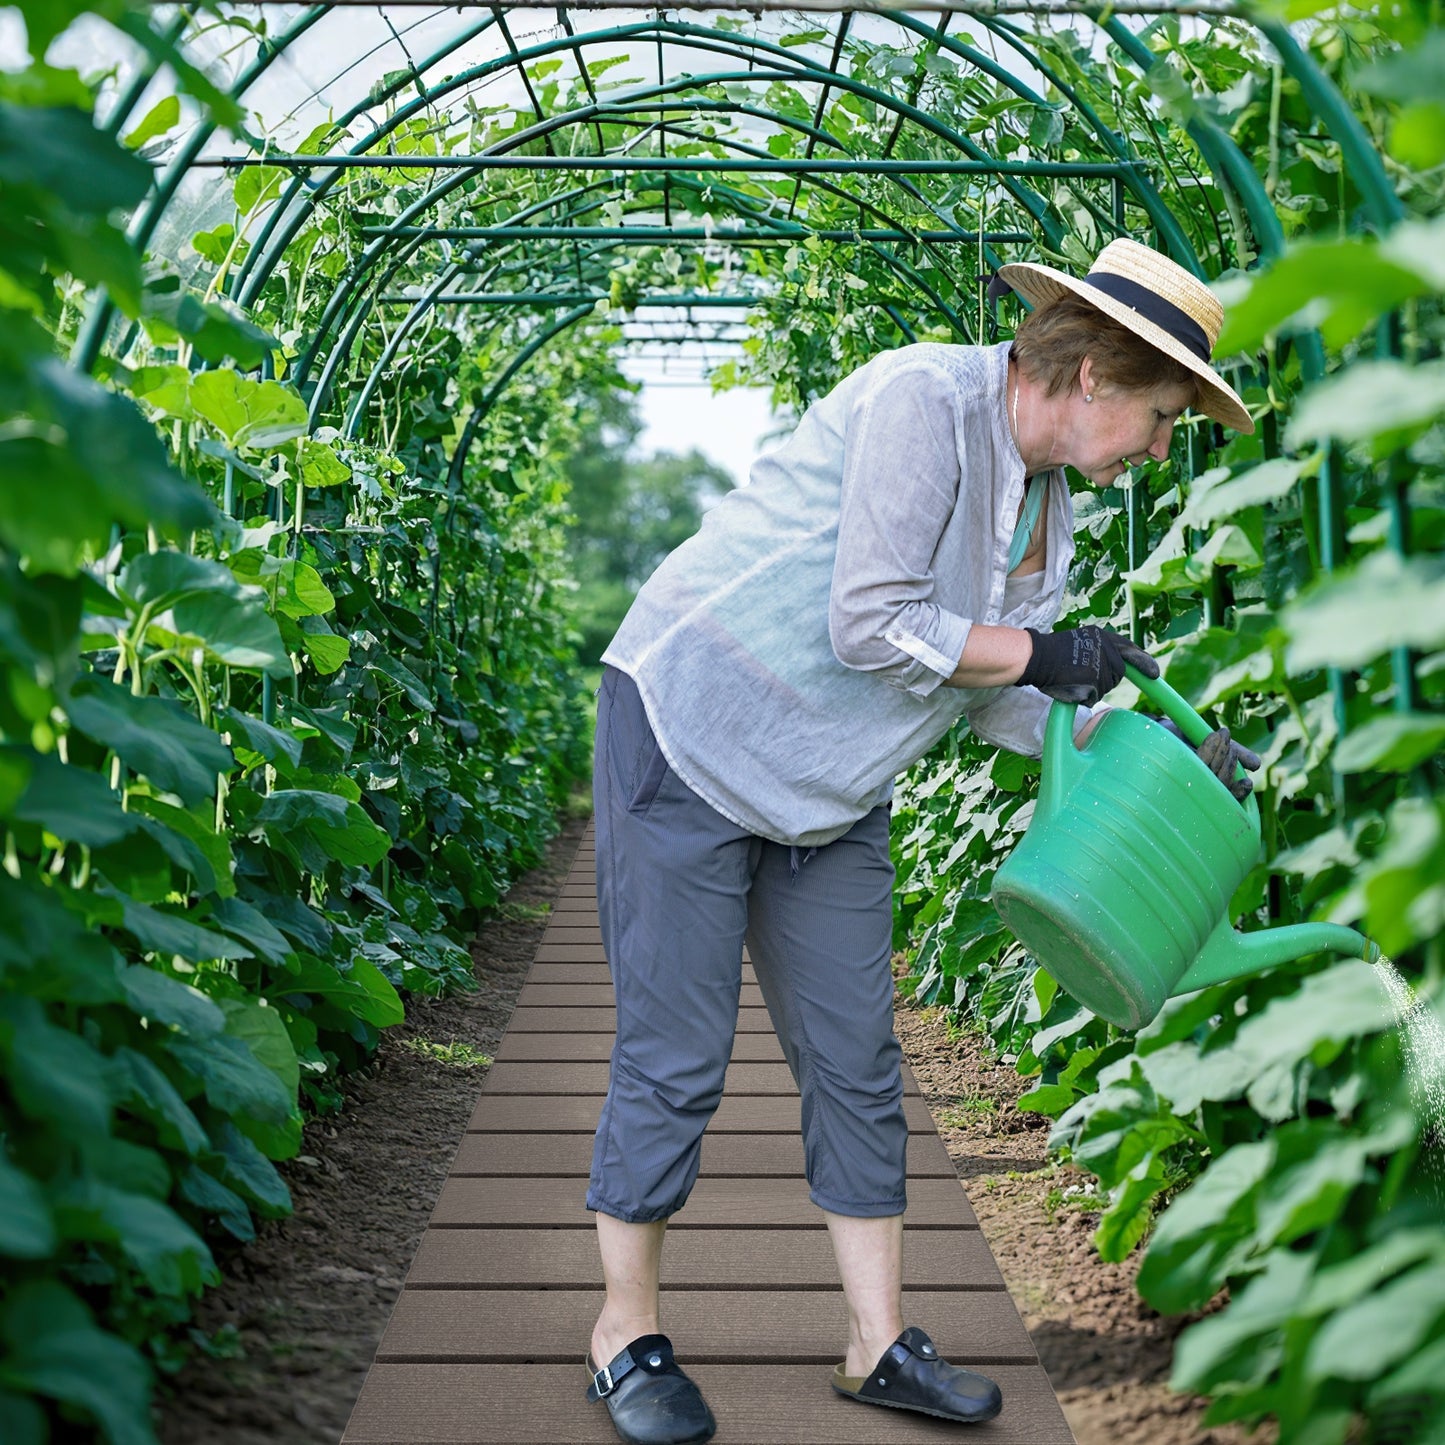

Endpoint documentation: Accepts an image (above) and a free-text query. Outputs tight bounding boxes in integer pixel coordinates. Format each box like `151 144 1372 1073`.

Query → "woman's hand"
1014 626 1159 706
1157 718 1262 801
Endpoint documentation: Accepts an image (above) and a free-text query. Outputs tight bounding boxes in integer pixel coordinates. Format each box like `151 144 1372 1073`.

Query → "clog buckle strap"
587 1336 677 1402
870 1327 939 1392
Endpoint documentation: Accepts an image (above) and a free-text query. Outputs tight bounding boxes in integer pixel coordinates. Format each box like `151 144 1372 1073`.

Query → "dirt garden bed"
153 812 1267 1445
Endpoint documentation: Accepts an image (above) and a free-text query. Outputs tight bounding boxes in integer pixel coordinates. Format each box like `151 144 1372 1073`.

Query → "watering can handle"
1124 663 1261 827
1124 664 1215 747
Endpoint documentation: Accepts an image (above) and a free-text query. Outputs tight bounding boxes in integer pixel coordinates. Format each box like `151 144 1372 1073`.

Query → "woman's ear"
1077 356 1096 399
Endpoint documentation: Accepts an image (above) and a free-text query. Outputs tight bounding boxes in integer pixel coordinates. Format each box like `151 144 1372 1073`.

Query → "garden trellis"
1 2 1441 1443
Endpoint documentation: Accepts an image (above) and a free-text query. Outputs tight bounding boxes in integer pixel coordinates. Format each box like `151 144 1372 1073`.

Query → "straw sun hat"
994 237 1255 434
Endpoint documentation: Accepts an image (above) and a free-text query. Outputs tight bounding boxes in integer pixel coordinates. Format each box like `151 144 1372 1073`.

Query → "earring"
1084 393 1093 403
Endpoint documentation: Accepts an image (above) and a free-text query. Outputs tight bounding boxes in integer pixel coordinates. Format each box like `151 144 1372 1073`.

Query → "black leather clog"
831 1325 1004 1424
585 1333 717 1445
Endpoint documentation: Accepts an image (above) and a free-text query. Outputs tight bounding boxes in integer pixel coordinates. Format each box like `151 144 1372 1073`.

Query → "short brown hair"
1010 292 1204 405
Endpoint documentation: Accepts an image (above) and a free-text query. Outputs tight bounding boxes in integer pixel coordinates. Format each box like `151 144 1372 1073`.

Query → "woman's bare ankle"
590 1309 662 1370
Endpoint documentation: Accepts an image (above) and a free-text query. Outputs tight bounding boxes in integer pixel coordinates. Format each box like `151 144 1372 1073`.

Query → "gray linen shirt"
603 340 1082 848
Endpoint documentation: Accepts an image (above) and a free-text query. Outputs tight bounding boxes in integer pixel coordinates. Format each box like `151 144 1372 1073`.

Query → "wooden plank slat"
429 1176 976 1229
525 961 760 986
494 1031 784 1062
466 1093 941 1134
404 1227 1007 1291
504 1005 779 1032
518 982 768 1008
448 1128 958 1178
478 1060 921 1097
375 1288 1037 1364
532 943 609 961
344 1364 1073 1444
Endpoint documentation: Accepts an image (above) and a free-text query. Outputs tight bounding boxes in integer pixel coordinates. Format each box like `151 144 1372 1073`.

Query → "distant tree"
564 403 734 665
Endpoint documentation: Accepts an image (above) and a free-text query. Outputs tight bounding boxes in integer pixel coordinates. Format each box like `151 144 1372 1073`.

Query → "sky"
626 372 781 492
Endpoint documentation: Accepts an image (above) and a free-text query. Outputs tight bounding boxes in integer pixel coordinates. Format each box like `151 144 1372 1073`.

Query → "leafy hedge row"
881 15 1445 1445
1 10 595 1442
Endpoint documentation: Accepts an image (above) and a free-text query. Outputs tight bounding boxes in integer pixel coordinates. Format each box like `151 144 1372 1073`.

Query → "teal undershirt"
1007 472 1048 574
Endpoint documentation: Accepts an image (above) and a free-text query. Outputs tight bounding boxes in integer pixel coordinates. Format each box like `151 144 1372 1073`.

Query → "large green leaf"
219 996 300 1101
52 1181 216 1297
165 1033 294 1129
1286 359 1445 457
189 370 307 451
1170 1246 1315 1395
0 1153 55 1260
125 795 234 898
1136 1138 1277 1313
0 102 152 212
0 996 113 1134
1285 552 1445 671
114 894 254 964
116 550 238 613
9 749 135 845
255 788 391 867
209 895 295 966
65 676 235 805
211 1120 292 1215
298 437 352 487
273 954 405 1029
229 552 335 619
26 361 214 539
1305 1261 1445 1384
1214 218 1445 353
1358 798 1445 957
0 437 111 569
142 288 275 370
110 1045 209 1156
178 1162 257 1242
1333 713 1445 774
1181 457 1315 528
167 588 293 677
0 1280 155 1445
118 963 225 1037
0 872 127 1004
218 706 304 771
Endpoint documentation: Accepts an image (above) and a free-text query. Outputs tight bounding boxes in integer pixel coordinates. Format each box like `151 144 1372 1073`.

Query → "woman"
582 238 1259 1444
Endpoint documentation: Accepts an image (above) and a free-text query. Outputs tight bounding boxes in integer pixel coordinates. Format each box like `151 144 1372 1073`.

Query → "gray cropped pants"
586 666 907 1224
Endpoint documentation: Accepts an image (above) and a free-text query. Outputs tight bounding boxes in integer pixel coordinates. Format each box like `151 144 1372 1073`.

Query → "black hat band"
1082 272 1212 363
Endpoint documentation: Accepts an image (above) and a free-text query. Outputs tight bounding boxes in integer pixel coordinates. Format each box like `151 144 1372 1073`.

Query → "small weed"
399 1038 493 1068
496 900 552 922
937 1097 999 1128
1041 1177 1103 1225
189 1323 244 1361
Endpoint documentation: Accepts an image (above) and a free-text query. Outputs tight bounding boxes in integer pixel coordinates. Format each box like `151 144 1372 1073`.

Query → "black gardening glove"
1015 626 1160 706
1156 718 1263 802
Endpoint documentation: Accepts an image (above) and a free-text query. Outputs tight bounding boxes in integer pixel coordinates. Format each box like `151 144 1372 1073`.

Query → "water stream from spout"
1373 958 1445 1200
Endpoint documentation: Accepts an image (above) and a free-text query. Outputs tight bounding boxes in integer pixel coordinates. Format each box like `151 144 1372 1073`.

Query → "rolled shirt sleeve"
966 684 1098 759
828 361 975 698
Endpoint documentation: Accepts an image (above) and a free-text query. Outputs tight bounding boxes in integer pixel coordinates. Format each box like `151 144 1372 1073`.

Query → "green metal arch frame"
75 2 1407 572
226 14 1214 417
231 20 1073 372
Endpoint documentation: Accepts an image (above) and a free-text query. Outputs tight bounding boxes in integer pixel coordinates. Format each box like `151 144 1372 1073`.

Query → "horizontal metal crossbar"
231 0 1248 14
201 153 1138 177
379 291 764 305
365 225 1033 244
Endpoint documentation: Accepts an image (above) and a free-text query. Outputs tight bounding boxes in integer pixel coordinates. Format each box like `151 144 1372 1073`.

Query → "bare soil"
152 813 1270 1445
893 1002 1274 1445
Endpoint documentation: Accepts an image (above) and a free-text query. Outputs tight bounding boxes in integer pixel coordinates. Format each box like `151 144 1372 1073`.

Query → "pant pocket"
628 734 669 814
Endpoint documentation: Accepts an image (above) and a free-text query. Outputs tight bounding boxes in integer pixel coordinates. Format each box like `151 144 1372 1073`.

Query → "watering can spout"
1174 920 1381 997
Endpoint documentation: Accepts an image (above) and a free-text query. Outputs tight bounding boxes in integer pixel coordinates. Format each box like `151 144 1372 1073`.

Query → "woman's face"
1068 375 1196 486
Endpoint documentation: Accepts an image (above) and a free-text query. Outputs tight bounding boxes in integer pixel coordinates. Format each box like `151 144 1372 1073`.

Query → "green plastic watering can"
991 666 1378 1030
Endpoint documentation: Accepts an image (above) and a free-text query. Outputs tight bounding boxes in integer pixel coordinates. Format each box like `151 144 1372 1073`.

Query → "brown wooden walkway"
343 826 1076 1443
